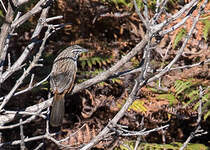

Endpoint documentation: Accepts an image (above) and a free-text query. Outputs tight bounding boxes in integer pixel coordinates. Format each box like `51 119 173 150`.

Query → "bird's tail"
50 93 65 127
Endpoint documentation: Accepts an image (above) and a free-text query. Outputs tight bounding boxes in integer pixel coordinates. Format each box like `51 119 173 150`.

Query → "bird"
50 45 88 127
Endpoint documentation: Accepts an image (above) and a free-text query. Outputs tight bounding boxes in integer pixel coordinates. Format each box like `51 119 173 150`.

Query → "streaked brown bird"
50 45 88 127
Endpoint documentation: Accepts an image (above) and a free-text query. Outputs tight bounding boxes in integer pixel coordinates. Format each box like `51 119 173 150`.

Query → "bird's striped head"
70 45 88 59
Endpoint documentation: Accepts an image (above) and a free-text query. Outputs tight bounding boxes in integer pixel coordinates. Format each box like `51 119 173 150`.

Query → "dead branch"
0 0 55 84
0 1 14 78
179 86 208 150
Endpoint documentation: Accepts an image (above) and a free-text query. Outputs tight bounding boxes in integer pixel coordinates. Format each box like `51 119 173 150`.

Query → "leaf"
135 0 144 10
117 141 209 150
174 80 192 96
204 110 210 121
41 87 48 91
202 19 210 41
81 60 86 69
90 57 97 65
41 80 48 86
87 59 92 69
102 60 107 66
0 10 4 17
111 78 123 85
184 89 199 106
173 28 186 48
157 94 178 105
95 57 102 67
128 100 147 112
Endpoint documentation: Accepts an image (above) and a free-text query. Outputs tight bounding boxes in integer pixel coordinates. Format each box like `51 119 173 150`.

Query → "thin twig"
0 74 50 101
0 3 52 84
33 143 44 150
20 119 26 150
0 24 55 111
179 85 207 150
0 0 7 13
133 0 149 29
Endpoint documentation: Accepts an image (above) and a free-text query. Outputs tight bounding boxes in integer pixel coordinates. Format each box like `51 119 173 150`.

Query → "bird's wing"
50 62 77 94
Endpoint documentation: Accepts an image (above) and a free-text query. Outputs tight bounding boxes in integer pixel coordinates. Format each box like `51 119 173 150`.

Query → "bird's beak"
82 48 88 53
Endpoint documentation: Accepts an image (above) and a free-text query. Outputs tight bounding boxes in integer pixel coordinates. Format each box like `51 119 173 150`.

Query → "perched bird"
50 45 88 127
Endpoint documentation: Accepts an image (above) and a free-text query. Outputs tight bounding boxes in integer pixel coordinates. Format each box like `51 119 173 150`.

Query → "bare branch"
12 0 36 7
0 106 44 129
0 5 51 84
143 0 149 23
0 0 7 13
115 124 169 136
19 119 26 150
0 98 52 125
33 142 44 150
179 85 207 150
0 24 55 111
151 0 198 33
133 0 149 29
72 36 148 94
0 1 14 79
148 0 206 83
11 0 50 28
152 0 169 24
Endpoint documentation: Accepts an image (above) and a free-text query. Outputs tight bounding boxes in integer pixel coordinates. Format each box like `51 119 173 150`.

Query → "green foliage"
128 100 147 113
115 141 209 150
202 19 210 41
173 28 187 48
201 92 210 120
157 93 178 105
103 0 182 12
102 0 132 7
0 10 4 25
174 79 203 104
148 86 166 94
79 55 113 70
112 0 132 7
174 79 194 96
111 78 123 84
0 10 3 17
174 79 210 120
115 99 147 113
103 0 157 10
82 69 104 77
148 79 210 121
40 80 49 91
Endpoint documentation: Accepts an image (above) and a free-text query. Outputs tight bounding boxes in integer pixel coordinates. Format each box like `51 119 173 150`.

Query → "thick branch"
0 3 50 84
0 23 53 111
11 0 49 28
0 1 14 78
72 36 148 94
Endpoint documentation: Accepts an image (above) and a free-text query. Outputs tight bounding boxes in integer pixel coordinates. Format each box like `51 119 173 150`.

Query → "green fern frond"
202 19 210 41
157 94 178 105
173 28 186 48
81 60 86 69
128 100 147 113
79 56 113 70
184 89 199 106
98 81 108 87
82 69 104 76
87 59 93 69
115 141 209 150
204 110 210 121
111 78 123 84
0 10 4 17
174 80 193 96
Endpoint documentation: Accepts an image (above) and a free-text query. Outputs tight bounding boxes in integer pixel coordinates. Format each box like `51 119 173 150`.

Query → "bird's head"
70 45 88 59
